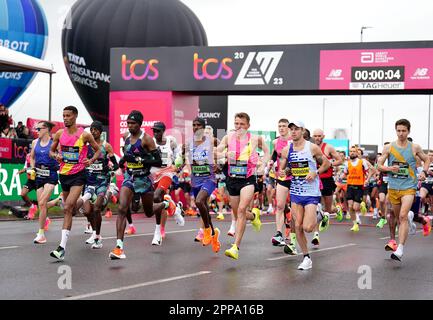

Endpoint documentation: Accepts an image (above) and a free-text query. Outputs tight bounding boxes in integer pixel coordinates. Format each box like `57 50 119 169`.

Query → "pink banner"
320 48 433 90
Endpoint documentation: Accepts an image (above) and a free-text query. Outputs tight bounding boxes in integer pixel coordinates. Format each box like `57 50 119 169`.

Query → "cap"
90 120 103 132
193 117 206 128
127 110 143 125
289 121 305 129
151 121 166 131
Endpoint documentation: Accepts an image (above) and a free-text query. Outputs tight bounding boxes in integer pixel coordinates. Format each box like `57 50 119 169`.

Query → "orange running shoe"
423 216 431 236
27 205 38 220
385 239 397 252
125 225 136 235
43 217 51 231
211 228 221 253
163 195 176 216
109 247 125 259
105 208 112 218
202 227 212 246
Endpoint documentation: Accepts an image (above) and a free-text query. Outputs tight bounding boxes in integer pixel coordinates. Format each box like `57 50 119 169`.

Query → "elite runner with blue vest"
377 119 430 262
277 121 331 270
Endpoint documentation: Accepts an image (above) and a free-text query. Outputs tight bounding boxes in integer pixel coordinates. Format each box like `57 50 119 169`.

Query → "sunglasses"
36 127 47 131
152 128 162 132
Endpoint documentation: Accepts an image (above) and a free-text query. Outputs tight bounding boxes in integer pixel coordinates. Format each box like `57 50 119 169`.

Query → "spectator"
0 103 13 132
1 125 17 138
15 121 30 139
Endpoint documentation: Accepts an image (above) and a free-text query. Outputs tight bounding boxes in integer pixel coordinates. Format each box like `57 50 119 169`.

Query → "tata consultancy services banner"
111 41 433 93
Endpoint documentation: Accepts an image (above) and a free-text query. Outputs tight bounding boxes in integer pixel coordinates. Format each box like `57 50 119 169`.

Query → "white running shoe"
152 230 162 246
33 233 47 244
408 211 417 235
373 208 379 219
267 205 273 214
91 238 103 249
85 233 96 244
227 224 236 237
356 213 362 225
174 206 185 226
297 256 313 270
84 223 93 234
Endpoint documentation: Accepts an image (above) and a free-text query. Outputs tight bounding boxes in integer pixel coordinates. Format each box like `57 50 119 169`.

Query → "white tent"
0 46 55 120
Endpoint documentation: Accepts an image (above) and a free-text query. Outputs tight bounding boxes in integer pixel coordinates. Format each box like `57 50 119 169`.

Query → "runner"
109 110 165 259
216 112 270 260
311 128 343 246
377 119 430 261
377 143 390 229
343 146 373 232
179 117 220 253
49 106 101 260
277 121 331 270
30 121 59 244
16 152 38 218
419 150 433 218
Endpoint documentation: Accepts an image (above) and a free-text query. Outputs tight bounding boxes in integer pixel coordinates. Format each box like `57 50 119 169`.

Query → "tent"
0 46 55 120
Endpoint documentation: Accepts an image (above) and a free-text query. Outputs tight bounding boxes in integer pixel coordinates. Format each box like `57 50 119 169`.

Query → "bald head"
312 128 325 146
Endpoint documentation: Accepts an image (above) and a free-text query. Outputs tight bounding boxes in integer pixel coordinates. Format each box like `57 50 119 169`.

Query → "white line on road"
266 243 357 261
379 230 422 240
0 246 20 250
62 271 212 300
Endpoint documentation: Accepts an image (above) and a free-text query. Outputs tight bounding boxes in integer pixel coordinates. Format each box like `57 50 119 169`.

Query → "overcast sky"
8 0 433 149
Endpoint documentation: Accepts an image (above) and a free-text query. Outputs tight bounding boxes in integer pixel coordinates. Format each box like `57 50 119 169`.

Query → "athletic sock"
38 229 44 236
116 239 123 249
60 229 70 249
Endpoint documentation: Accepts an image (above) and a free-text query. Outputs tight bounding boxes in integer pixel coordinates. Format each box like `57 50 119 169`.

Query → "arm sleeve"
271 150 278 162
109 155 119 171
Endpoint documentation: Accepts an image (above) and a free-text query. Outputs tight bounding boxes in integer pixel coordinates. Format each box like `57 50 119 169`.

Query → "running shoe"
174 205 185 226
151 229 162 246
284 228 290 241
161 226 166 239
391 251 402 262
211 228 221 253
111 195 118 204
194 229 204 242
125 225 136 235
271 233 286 247
44 217 51 231
224 244 239 260
297 256 312 270
283 243 298 255
335 205 343 222
319 212 330 232
251 208 262 232
202 227 212 246
84 223 93 234
109 246 125 259
356 213 362 225
385 239 397 252
216 213 225 220
408 211 416 235
376 217 387 229
266 205 273 214
27 205 37 220
104 208 112 218
227 225 236 237
423 216 431 236
85 233 96 244
33 233 47 244
91 238 103 249
311 234 320 246
372 208 379 219
350 222 359 232
50 246 65 261
163 195 176 216
360 201 367 215
345 212 351 220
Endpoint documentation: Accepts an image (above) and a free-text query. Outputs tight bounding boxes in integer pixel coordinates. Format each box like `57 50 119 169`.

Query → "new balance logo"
328 69 342 77
413 68 428 77
235 51 283 85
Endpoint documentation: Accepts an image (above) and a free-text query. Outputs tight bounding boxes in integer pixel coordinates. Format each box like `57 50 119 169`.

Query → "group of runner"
23 105 432 269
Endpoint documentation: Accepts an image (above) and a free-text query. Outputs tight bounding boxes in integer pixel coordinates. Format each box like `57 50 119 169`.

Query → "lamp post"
322 98 327 132
358 26 373 147
429 95 431 149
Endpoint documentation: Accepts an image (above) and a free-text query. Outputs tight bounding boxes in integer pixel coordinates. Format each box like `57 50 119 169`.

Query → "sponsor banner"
111 42 433 93
324 139 350 157
0 163 61 202
250 131 277 154
198 96 228 136
359 144 378 159
0 138 32 164
320 48 433 90
26 118 90 139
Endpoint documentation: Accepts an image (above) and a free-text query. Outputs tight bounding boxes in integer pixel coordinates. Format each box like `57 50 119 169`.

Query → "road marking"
380 230 422 240
62 271 212 300
266 243 357 261
0 246 20 250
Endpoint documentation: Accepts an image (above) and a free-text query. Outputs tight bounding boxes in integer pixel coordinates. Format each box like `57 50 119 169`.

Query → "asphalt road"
0 212 432 300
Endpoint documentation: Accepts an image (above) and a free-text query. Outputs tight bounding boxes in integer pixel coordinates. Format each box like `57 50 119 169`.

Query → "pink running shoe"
44 217 51 231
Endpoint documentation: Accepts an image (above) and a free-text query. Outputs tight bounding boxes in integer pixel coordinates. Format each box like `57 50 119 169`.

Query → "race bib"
35 167 50 177
192 164 211 176
62 146 80 164
229 160 248 178
89 163 103 171
391 161 409 179
291 161 309 178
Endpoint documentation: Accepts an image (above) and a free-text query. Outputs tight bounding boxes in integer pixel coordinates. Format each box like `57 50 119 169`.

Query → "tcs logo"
193 53 233 80
121 54 159 80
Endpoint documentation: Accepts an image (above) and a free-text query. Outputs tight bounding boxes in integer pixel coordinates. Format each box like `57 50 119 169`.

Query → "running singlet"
124 132 150 177
150 137 176 182
227 132 257 179
319 143 333 179
388 141 417 190
275 136 291 181
35 139 58 177
86 141 109 182
288 141 321 197
59 127 88 175
346 159 365 186
189 137 214 186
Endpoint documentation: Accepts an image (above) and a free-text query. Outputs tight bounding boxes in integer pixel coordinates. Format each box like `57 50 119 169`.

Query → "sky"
7 0 433 149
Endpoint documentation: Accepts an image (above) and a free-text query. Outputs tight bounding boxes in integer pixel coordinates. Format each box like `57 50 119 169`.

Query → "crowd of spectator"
0 102 30 139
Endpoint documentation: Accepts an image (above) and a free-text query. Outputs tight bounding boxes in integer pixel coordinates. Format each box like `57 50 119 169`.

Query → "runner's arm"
105 142 119 171
328 145 343 167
